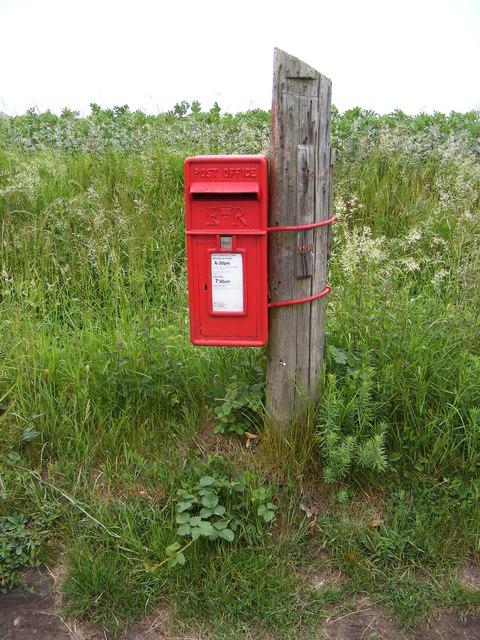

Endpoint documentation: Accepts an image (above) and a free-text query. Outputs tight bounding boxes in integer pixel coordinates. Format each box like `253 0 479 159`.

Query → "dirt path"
1 567 479 639
0 568 174 640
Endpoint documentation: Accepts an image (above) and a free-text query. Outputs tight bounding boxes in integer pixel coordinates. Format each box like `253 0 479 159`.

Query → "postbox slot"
191 192 258 201
190 181 259 199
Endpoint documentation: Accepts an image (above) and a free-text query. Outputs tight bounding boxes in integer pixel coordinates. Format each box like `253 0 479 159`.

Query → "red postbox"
184 155 268 346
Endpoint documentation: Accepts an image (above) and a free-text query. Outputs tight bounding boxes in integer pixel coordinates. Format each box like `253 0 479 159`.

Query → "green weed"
211 371 264 436
0 513 43 591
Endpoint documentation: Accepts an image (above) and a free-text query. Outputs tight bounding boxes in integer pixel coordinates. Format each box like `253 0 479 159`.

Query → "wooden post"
266 48 333 428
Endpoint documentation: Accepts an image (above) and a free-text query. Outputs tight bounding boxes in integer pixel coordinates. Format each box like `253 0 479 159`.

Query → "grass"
0 102 479 636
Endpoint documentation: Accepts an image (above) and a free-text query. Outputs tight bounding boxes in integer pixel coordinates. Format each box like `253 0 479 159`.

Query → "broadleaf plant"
166 459 276 566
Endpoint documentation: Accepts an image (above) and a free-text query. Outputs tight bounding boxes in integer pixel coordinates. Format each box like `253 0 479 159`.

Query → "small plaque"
220 235 233 250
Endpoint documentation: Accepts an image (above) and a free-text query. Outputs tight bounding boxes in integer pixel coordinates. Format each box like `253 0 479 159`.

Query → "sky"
1 0 479 117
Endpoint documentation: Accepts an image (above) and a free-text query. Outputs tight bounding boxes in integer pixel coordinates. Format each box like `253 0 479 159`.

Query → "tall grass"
1 103 479 635
326 107 480 480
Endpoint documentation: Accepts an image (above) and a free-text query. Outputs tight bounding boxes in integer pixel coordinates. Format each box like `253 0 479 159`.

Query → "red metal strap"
268 285 331 308
267 216 336 308
267 215 338 233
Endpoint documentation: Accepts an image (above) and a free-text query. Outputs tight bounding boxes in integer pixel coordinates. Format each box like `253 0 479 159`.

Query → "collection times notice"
211 253 244 312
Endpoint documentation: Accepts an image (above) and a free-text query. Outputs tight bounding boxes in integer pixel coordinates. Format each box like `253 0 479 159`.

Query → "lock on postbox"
184 155 268 346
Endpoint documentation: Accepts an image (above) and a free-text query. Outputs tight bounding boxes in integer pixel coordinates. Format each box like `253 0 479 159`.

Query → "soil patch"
324 604 480 640
0 567 179 640
0 567 70 640
458 563 480 590
1 567 480 639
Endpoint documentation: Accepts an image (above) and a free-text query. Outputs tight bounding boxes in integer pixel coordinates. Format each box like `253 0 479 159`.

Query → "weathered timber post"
266 48 333 428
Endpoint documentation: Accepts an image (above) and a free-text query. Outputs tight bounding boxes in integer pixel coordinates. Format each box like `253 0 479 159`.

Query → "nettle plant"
212 371 265 436
0 513 41 592
165 464 276 568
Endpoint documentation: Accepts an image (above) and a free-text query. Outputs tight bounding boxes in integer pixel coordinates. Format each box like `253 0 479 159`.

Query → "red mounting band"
267 215 338 233
267 215 336 308
268 285 331 308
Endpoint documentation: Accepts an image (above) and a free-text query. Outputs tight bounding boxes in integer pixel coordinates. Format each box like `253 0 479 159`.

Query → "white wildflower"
334 196 347 218
399 257 421 272
431 235 447 249
405 228 422 245
339 226 387 278
432 269 449 290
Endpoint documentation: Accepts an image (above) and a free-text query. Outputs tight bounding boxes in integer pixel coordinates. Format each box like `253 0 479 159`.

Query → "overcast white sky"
1 0 479 116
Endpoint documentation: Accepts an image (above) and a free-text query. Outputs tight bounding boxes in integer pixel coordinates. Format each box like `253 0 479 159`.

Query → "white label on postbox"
211 253 244 312
220 235 233 250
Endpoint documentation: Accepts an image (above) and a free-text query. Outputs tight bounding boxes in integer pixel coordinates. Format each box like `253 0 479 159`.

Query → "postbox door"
185 155 268 346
